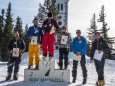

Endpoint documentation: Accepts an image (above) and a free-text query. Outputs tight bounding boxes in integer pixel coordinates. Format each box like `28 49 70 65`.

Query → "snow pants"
58 48 69 67
7 57 21 73
72 55 87 79
94 57 105 81
28 43 40 65
42 32 55 57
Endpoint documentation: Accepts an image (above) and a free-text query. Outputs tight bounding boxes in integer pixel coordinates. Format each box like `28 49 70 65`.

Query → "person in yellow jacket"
27 18 43 69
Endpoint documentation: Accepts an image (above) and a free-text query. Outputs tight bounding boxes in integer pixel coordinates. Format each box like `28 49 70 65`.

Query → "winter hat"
76 30 81 33
48 12 52 17
95 32 101 35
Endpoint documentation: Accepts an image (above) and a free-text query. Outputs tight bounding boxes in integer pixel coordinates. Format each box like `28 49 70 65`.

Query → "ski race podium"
24 61 70 83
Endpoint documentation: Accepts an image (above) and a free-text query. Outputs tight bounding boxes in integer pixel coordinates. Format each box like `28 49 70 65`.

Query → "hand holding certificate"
72 54 81 62
50 25 56 34
12 48 19 57
61 36 68 45
31 36 38 45
93 50 103 61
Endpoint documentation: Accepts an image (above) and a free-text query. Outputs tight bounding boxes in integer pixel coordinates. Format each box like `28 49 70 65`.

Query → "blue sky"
0 0 115 37
0 0 42 27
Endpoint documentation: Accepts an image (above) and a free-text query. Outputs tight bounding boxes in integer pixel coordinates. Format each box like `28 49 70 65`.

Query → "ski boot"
82 78 87 85
72 77 76 83
49 57 53 61
96 80 105 86
43 56 47 61
35 65 39 70
13 72 18 80
6 72 12 81
64 63 68 69
59 66 63 70
28 65 33 69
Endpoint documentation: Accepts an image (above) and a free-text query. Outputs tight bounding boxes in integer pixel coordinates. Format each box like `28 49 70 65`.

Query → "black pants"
94 57 105 81
7 57 21 73
72 56 87 79
59 48 69 67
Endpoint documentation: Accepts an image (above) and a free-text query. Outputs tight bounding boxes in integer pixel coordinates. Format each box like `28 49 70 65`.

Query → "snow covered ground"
0 50 115 86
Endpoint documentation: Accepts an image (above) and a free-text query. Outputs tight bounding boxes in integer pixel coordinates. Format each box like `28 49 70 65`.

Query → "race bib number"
93 50 103 61
50 25 56 34
31 36 38 45
61 36 68 44
12 48 19 57
72 54 81 62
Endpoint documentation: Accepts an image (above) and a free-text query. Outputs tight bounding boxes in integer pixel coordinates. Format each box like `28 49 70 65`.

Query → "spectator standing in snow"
6 31 25 81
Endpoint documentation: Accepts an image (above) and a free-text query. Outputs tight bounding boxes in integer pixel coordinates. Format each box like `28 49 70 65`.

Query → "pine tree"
98 5 115 59
0 9 5 41
37 0 60 23
98 5 109 39
4 2 13 41
24 24 29 34
23 24 29 52
37 3 47 26
14 16 23 38
48 0 59 19
87 13 97 42
98 5 115 49
0 9 5 60
0 17 3 41
2 2 14 61
87 13 97 56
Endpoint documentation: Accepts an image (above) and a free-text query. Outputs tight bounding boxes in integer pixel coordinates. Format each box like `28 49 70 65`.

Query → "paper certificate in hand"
31 36 38 45
72 54 81 62
50 25 56 34
93 50 103 61
12 48 19 57
61 36 68 44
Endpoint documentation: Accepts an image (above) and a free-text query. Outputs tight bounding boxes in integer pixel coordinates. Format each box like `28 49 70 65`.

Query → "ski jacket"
72 36 87 56
90 37 110 60
42 19 59 32
58 32 72 48
27 25 43 43
8 38 26 57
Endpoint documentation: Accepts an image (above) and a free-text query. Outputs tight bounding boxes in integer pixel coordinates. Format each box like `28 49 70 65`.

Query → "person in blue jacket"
72 30 87 84
27 17 43 69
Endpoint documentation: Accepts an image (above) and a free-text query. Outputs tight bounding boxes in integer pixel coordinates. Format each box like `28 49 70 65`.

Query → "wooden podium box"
24 61 70 82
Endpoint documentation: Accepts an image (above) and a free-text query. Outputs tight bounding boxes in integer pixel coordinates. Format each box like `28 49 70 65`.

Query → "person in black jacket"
90 32 110 85
6 31 26 81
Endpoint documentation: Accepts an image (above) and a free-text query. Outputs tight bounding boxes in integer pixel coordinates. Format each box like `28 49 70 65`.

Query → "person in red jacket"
42 12 59 60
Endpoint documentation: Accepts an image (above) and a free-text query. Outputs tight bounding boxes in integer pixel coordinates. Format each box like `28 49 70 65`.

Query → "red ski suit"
42 19 59 57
